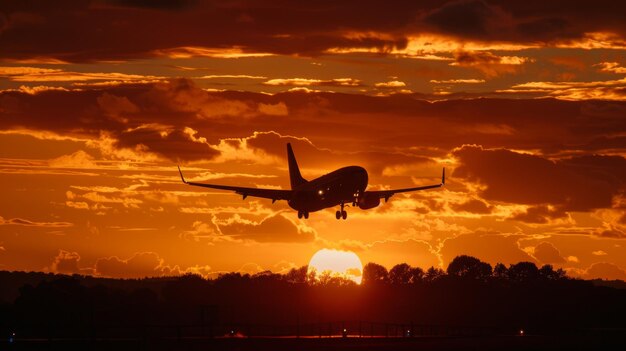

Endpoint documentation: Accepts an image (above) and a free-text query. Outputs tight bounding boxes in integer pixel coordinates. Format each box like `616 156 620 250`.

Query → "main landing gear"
297 211 309 219
335 202 347 220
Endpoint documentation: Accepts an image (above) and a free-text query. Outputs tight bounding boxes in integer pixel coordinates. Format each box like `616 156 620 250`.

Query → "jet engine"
358 193 380 209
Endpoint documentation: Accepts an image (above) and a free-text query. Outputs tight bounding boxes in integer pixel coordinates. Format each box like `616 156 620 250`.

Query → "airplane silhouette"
178 143 444 220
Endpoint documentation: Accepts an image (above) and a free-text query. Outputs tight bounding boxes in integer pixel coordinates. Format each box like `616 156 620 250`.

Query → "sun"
307 249 363 284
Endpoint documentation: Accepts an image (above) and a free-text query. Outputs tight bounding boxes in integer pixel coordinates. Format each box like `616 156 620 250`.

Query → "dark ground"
5 333 626 351
3 263 626 350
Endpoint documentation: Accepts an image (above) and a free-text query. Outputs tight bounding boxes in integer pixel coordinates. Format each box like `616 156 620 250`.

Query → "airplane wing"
178 167 292 202
365 168 445 202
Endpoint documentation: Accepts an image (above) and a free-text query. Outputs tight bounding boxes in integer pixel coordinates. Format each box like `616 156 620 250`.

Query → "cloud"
50 250 81 274
430 79 485 84
0 66 163 82
375 81 406 88
196 74 268 80
95 252 169 278
154 46 273 59
531 242 566 264
0 1 624 62
595 62 626 74
506 78 626 100
215 213 316 243
440 232 536 267
258 102 288 116
450 51 532 77
453 145 626 212
97 92 139 122
263 78 362 87
512 205 567 224
0 216 73 227
422 0 509 38
584 262 626 280
451 199 492 214
49 150 98 169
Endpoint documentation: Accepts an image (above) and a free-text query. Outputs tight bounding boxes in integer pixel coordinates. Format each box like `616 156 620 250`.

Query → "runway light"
318 189 324 195
519 329 524 336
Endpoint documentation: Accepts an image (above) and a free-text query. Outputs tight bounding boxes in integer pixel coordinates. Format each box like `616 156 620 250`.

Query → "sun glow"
307 249 363 284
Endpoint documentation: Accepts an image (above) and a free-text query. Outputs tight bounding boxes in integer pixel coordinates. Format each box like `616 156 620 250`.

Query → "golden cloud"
263 78 362 87
430 79 485 84
154 46 274 59
595 62 626 74
0 66 163 82
375 81 407 88
0 216 73 227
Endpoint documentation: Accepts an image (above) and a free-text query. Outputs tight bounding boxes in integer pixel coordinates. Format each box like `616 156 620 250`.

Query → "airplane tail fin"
442 167 445 185
287 143 307 189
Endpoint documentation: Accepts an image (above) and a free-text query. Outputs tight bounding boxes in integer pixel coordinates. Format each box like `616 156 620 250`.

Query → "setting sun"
307 249 363 284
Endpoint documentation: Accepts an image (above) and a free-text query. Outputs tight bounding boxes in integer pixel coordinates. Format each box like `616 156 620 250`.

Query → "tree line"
0 255 624 340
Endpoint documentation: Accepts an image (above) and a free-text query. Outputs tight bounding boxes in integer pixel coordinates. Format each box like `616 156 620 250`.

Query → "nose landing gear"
297 211 309 219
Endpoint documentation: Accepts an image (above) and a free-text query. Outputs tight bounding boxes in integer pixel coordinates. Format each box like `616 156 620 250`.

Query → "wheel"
304 212 309 219
298 211 303 219
341 211 347 220
335 210 341 220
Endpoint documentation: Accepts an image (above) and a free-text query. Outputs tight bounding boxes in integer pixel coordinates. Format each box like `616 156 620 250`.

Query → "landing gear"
335 202 348 220
298 211 309 219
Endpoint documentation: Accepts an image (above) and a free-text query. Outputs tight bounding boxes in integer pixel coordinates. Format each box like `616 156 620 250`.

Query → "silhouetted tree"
539 264 567 280
493 263 508 279
362 262 389 285
410 266 425 283
447 255 493 280
389 263 424 284
424 266 445 282
507 262 540 282
316 271 357 287
283 265 308 284
389 263 411 284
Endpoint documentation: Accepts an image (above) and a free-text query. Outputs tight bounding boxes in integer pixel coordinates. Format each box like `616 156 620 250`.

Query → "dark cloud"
453 146 625 211
512 205 566 224
2 80 626 174
50 249 81 274
0 1 624 61
533 242 566 264
516 17 571 41
455 51 504 65
595 228 626 239
451 199 492 214
218 213 315 243
423 0 503 37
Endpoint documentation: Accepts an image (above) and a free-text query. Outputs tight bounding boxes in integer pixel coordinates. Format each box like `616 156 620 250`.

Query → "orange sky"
0 0 625 280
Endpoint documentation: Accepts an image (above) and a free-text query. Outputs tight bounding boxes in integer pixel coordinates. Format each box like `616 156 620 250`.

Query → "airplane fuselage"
288 166 368 212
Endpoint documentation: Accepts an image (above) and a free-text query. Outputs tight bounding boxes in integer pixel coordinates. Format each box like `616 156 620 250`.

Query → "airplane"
178 143 444 220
